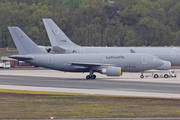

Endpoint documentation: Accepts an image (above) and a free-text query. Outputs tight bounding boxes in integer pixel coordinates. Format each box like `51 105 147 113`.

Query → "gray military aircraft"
8 27 164 79
42 18 180 68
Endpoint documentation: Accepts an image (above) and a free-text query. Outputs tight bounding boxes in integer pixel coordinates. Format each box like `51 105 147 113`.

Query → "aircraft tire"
86 75 91 79
140 75 144 79
91 75 96 79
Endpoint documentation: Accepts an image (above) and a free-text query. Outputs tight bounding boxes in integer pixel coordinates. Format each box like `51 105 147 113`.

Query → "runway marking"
0 76 180 88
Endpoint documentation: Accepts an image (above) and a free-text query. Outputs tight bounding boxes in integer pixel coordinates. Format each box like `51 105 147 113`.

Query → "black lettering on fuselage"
106 56 124 59
124 65 136 69
60 40 67 42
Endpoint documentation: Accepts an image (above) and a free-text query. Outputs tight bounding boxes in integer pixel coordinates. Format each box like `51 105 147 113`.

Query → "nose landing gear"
140 74 144 79
140 72 144 79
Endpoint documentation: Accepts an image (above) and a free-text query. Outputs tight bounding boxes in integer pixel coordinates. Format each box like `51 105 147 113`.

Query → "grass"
0 89 180 119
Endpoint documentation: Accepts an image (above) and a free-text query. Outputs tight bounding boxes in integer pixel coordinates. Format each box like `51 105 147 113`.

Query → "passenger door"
48 56 53 65
171 51 176 58
141 56 147 71
142 56 147 64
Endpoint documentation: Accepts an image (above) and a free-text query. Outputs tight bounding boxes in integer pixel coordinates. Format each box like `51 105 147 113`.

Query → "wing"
71 62 115 67
9 55 33 61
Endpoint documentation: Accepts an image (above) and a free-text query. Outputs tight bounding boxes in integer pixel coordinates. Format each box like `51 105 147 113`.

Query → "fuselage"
58 46 180 66
26 53 163 73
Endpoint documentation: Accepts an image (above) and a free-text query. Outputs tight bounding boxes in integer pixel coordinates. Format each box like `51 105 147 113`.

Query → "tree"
139 17 174 46
28 3 51 45
167 2 180 32
61 0 83 8
134 22 153 46
0 0 179 48
124 30 144 46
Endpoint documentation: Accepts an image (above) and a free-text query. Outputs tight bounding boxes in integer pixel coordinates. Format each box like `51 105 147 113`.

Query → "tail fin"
43 18 79 47
8 27 46 55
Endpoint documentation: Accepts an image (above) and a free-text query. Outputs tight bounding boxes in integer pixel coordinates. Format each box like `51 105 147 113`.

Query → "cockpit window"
153 58 158 60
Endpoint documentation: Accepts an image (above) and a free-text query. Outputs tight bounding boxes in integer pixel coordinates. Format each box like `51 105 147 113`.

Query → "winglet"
43 18 79 47
8 27 47 55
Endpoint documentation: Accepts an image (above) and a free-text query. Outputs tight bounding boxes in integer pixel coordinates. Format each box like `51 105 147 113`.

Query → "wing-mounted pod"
100 67 123 76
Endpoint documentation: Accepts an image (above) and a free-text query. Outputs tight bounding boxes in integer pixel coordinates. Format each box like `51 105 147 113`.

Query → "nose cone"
153 57 164 67
147 57 164 70
156 60 171 70
157 59 164 67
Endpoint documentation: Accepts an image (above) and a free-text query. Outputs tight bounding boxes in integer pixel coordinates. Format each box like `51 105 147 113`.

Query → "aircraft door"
141 56 147 71
142 56 147 64
171 51 176 58
48 56 53 65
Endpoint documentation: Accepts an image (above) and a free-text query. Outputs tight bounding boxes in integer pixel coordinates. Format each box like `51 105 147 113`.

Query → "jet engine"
156 60 171 70
101 67 123 76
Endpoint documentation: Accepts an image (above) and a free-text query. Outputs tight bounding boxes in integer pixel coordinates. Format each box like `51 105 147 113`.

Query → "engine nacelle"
156 60 171 70
101 67 123 76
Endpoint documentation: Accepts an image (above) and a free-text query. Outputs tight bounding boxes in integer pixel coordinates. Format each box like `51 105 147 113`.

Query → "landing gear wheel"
86 75 91 79
154 74 158 78
91 75 96 79
140 75 144 79
86 69 97 80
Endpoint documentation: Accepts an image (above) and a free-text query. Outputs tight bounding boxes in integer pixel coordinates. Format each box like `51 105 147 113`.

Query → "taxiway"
0 68 179 98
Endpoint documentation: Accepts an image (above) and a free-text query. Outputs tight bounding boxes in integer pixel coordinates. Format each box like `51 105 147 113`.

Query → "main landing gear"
86 74 96 79
86 69 96 80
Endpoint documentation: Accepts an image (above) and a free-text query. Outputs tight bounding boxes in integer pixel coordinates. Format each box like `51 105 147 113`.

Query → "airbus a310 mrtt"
8 27 164 79
42 18 177 68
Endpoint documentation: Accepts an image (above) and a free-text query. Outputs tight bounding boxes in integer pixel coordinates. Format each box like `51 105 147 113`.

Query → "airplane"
8 26 165 79
42 18 180 68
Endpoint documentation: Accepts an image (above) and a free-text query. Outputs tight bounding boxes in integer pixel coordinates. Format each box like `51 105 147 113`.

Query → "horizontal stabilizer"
51 46 66 54
9 55 33 61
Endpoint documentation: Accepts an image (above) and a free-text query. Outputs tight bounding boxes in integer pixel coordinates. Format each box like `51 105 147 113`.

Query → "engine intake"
101 67 123 76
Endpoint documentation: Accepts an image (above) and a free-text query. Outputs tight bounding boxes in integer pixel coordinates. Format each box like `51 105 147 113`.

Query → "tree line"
0 0 180 48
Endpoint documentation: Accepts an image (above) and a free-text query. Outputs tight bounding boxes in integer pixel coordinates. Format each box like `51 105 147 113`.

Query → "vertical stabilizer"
8 27 46 55
43 18 79 47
